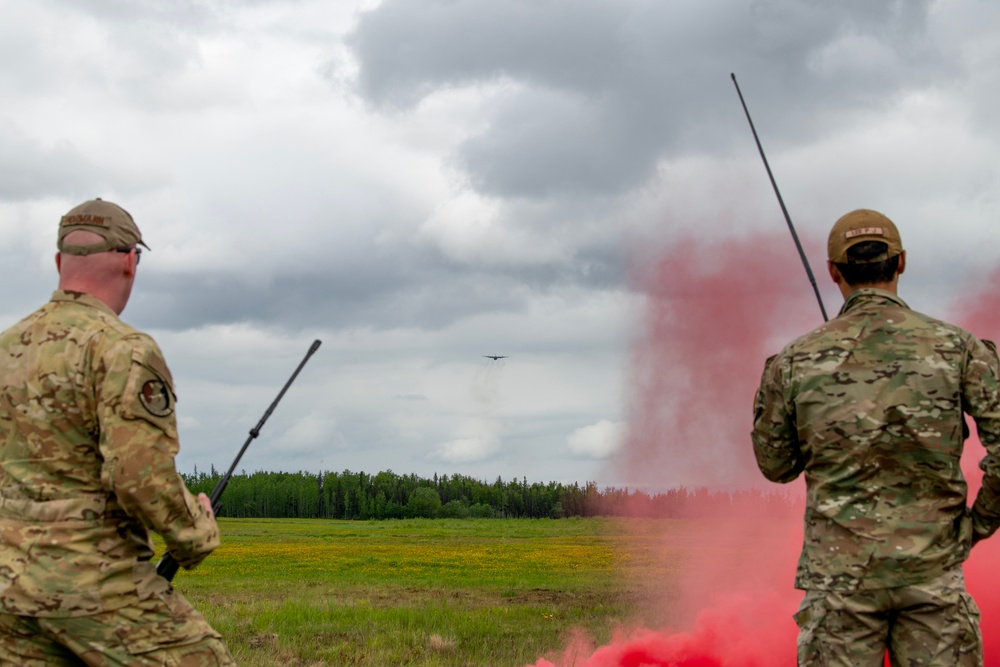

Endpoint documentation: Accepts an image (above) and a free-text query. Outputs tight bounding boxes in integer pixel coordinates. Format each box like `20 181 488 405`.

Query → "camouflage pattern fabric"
0 588 236 666
794 566 981 666
0 290 219 618
752 288 1000 591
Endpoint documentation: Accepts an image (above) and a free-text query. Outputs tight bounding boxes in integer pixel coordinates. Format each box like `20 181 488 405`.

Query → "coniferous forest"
182 468 800 520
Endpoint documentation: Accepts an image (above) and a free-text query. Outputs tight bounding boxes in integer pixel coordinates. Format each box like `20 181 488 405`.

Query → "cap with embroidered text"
827 209 902 264
58 198 149 256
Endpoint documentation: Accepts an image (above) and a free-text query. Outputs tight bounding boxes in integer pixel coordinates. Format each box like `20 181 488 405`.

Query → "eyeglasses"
115 246 141 266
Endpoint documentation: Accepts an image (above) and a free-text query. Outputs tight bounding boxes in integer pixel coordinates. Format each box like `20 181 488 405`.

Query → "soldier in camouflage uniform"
0 199 236 665
752 209 1000 666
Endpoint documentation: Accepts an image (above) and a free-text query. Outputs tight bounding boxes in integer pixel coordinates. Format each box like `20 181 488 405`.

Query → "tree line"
183 467 801 520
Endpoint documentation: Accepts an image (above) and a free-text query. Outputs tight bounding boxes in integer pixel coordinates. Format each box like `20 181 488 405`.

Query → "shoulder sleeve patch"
139 378 174 417
119 340 179 439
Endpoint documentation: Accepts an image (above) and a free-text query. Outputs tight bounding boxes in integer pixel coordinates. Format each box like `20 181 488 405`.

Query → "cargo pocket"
794 593 829 666
955 592 983 666
114 590 222 657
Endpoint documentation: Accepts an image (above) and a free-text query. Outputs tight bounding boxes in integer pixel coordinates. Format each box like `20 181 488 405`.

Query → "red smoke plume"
954 266 1000 663
532 593 796 667
529 233 818 667
529 234 1000 666
617 234 822 489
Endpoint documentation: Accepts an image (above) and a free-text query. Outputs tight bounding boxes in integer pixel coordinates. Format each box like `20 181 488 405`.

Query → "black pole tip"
309 339 322 353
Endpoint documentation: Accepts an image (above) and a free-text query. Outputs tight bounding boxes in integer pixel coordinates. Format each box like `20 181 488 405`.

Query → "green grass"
160 517 673 666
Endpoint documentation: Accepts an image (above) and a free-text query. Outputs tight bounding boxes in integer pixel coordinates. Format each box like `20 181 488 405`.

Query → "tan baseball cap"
58 198 150 256
827 209 902 263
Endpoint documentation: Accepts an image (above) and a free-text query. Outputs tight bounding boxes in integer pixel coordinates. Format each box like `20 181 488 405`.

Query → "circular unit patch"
139 379 174 417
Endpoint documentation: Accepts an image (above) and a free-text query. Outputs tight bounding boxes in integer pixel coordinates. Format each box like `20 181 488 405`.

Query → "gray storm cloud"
345 0 947 199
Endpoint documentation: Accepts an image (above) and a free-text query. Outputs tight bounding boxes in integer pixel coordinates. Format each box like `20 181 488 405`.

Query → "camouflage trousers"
0 588 236 666
795 566 982 667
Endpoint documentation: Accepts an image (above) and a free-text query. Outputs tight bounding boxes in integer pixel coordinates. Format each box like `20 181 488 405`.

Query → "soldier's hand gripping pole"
156 339 322 582
730 73 829 322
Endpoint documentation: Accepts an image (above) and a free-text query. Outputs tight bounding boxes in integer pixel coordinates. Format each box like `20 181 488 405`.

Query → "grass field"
161 517 685 667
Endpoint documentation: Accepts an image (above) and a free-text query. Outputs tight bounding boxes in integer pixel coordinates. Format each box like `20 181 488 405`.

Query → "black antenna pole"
731 73 829 322
155 339 322 581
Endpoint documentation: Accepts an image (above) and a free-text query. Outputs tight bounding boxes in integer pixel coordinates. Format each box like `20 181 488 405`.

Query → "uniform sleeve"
964 337 1000 542
751 352 805 483
96 335 220 570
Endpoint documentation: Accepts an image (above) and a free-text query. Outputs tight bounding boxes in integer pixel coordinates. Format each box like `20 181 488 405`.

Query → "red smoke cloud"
531 593 796 667
529 234 1000 666
529 232 820 667
954 266 1000 663
617 235 824 489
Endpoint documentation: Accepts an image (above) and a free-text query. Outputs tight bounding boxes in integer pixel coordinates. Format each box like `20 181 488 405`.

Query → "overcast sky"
3 0 1000 488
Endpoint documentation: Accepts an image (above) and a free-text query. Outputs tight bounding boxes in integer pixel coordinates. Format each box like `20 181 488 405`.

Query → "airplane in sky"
483 355 508 361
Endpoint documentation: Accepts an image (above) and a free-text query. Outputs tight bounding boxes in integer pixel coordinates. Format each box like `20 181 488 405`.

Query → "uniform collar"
50 290 119 318
839 288 909 316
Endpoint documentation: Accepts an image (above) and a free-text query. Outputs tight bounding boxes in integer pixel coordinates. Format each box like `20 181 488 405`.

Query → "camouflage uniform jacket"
752 288 1000 591
0 290 219 617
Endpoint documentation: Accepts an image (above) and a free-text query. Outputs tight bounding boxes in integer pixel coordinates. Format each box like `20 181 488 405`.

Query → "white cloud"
566 420 624 459
433 434 502 463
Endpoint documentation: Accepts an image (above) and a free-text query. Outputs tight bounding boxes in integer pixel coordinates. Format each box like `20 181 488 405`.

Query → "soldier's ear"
827 260 842 285
896 251 906 276
122 251 137 279
55 252 62 274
